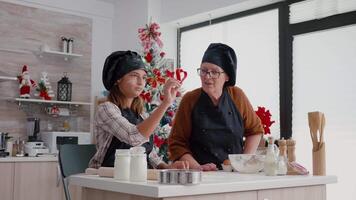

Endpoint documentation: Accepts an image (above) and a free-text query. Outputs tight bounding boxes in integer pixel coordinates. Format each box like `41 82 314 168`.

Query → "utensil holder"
312 142 326 175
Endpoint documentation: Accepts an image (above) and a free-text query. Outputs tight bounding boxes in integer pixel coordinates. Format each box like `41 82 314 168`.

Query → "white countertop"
70 172 337 198
0 156 58 162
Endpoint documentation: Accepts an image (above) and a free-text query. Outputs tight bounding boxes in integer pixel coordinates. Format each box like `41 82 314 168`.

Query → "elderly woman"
168 43 263 171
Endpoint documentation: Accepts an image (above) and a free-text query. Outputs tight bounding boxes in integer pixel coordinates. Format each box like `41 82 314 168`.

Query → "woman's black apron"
190 88 244 169
102 108 153 167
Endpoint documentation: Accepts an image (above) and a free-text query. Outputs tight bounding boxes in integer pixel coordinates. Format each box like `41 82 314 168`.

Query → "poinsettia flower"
159 94 164 101
255 106 275 134
153 135 166 148
167 110 175 117
146 69 166 88
165 70 174 78
145 52 153 63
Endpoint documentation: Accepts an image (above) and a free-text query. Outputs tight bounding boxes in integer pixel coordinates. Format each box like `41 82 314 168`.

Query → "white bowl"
228 154 265 173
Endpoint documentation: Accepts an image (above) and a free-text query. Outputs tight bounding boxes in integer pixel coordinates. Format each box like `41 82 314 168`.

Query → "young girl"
89 50 188 169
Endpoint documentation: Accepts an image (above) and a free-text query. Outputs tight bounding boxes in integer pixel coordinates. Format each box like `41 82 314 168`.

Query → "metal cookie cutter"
159 169 202 185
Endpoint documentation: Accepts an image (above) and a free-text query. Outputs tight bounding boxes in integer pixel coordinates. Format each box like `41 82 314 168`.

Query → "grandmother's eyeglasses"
197 68 224 79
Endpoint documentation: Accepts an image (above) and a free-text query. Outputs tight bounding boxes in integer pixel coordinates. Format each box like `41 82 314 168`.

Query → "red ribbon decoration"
175 68 187 83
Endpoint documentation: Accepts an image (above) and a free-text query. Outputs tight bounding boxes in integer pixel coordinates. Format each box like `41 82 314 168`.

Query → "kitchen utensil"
308 111 326 176
0 132 7 151
159 169 202 185
319 114 325 148
308 112 322 144
26 117 40 142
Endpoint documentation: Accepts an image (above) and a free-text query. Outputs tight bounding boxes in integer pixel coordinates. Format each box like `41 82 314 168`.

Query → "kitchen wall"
0 0 114 139
111 0 282 67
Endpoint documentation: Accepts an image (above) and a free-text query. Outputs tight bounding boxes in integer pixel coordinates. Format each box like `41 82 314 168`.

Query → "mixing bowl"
228 154 265 173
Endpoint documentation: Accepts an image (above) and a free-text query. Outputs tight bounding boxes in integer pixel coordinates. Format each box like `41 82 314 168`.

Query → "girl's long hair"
108 83 144 114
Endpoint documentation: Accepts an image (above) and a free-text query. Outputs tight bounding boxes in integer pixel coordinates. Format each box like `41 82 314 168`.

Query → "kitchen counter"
0 156 58 162
70 172 337 200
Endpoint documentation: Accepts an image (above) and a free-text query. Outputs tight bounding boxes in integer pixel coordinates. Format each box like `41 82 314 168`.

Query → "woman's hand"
199 163 217 171
162 78 181 105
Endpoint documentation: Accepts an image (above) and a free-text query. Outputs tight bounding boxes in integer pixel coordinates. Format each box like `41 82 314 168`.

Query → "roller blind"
290 0 356 24
293 24 356 200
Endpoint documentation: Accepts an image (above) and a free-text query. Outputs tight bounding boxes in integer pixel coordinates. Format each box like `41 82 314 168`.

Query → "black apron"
102 108 153 167
190 88 244 169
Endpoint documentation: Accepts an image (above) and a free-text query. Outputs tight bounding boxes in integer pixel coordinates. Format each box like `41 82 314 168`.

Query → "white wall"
112 0 148 52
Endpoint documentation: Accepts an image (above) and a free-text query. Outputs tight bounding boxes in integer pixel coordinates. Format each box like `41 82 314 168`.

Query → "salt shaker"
277 138 287 175
264 136 278 176
129 147 147 182
114 149 130 181
67 38 74 54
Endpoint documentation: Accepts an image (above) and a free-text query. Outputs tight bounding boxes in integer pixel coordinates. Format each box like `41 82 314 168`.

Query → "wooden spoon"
308 112 321 144
320 114 325 144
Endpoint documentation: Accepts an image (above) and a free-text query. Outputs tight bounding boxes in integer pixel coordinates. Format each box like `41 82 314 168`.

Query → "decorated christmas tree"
138 21 187 162
36 71 55 100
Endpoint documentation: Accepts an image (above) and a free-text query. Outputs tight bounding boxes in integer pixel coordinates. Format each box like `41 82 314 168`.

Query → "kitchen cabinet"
0 158 82 200
257 185 325 200
70 172 336 200
13 161 63 200
79 186 325 200
0 162 14 200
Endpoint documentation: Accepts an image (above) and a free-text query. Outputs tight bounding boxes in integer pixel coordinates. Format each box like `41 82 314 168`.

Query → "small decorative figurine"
36 72 55 100
18 65 37 98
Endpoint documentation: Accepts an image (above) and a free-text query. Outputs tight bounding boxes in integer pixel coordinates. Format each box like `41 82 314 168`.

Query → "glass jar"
129 147 147 182
114 149 130 181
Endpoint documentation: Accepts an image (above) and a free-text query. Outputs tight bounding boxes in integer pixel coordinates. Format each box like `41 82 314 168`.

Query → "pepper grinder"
286 138 296 175
286 138 296 162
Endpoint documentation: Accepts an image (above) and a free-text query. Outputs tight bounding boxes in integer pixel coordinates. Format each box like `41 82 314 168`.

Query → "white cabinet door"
13 161 64 200
0 162 14 200
258 185 326 200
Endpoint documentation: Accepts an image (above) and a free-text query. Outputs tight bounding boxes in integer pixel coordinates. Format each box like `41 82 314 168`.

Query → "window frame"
177 0 356 139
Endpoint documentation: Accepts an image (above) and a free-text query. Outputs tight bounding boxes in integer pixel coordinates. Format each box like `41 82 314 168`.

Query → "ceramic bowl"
228 154 265 173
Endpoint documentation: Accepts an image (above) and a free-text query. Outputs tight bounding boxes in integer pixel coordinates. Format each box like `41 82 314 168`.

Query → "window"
180 9 281 135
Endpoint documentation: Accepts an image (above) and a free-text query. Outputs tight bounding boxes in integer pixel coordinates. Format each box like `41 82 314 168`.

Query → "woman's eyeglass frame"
197 68 225 79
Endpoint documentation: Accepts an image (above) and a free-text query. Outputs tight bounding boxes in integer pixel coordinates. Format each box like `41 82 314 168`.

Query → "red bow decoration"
145 52 153 63
153 135 166 148
140 92 152 103
138 22 163 53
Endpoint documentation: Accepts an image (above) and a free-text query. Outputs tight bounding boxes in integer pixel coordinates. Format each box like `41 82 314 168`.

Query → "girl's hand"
162 78 181 105
169 160 190 169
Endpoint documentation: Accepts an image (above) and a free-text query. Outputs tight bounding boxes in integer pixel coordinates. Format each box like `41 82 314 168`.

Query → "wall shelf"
36 49 82 61
13 98 91 106
0 75 17 82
